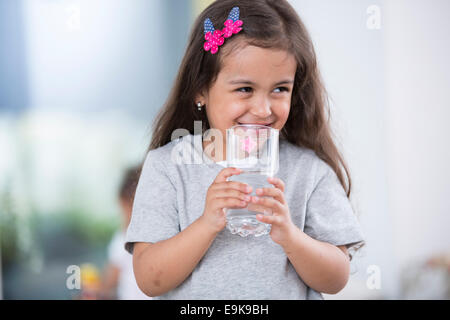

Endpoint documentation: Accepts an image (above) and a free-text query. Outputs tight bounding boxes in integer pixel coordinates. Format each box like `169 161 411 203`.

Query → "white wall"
290 0 395 299
290 0 450 299
383 0 450 275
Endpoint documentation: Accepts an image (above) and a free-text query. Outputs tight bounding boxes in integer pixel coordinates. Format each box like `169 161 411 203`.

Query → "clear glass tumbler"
225 124 279 237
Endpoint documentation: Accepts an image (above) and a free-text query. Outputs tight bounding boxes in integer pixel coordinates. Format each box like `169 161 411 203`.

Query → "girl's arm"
132 167 251 297
252 176 351 295
132 215 218 297
282 226 350 295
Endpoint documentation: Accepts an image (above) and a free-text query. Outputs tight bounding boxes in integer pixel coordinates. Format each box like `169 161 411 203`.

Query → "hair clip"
203 7 243 55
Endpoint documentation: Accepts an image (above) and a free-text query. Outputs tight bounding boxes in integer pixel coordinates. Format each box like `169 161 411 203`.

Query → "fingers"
214 167 242 183
256 213 282 225
250 195 285 214
212 188 252 202
209 168 254 212
268 176 285 193
255 186 285 205
213 197 249 210
212 181 253 194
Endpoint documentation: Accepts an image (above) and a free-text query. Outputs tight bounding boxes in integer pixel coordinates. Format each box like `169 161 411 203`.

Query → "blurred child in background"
100 166 151 300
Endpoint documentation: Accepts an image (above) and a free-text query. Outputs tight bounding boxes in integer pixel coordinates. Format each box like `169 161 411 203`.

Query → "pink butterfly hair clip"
203 7 244 55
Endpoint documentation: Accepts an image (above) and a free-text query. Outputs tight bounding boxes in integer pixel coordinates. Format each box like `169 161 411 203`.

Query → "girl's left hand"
251 177 297 247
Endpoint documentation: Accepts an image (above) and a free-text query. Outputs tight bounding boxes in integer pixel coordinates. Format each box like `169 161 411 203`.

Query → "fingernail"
243 195 251 201
252 196 259 202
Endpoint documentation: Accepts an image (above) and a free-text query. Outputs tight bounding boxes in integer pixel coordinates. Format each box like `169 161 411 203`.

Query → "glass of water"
225 124 279 237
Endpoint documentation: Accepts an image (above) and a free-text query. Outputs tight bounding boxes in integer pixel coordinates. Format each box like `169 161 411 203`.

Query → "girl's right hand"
200 167 253 234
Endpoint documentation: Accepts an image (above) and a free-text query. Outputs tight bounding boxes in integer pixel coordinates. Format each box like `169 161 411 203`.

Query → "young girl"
125 0 365 300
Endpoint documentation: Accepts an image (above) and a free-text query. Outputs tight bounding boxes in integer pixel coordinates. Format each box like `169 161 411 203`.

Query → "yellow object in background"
81 263 100 287
80 263 100 299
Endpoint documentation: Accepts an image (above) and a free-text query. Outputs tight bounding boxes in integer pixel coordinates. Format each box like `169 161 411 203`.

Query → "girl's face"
196 42 297 160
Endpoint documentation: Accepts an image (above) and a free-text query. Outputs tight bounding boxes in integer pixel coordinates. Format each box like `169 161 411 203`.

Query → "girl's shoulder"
279 138 320 164
144 134 200 169
279 138 332 179
142 137 181 172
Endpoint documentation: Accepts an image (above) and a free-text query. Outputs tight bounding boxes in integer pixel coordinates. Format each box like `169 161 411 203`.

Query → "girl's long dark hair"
147 0 353 199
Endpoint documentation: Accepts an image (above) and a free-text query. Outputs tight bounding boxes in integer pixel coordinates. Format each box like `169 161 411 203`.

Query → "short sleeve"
125 150 179 254
304 162 365 253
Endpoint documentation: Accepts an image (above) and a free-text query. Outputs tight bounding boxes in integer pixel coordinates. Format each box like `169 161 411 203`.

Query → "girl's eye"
237 87 252 93
236 87 290 93
273 87 289 93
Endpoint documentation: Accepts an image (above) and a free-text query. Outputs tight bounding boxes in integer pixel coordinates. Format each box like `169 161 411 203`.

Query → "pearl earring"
197 102 203 111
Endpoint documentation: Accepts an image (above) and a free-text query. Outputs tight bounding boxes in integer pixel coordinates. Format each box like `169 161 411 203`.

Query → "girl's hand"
252 177 297 247
200 167 253 234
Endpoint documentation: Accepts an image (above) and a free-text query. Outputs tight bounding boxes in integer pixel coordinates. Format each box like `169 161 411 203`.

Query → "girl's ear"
195 91 208 105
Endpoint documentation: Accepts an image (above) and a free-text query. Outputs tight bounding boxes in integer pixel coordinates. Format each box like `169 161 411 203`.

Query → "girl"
126 0 365 300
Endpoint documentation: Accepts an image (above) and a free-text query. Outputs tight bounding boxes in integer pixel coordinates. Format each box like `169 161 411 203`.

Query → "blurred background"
0 0 449 299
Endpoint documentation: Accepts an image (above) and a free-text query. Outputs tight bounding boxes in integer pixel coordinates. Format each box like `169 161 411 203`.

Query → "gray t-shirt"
125 134 365 300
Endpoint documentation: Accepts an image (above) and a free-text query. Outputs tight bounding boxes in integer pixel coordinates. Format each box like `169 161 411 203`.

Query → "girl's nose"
249 96 272 119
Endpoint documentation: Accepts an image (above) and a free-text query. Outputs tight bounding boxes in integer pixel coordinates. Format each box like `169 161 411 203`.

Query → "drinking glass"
225 124 279 237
